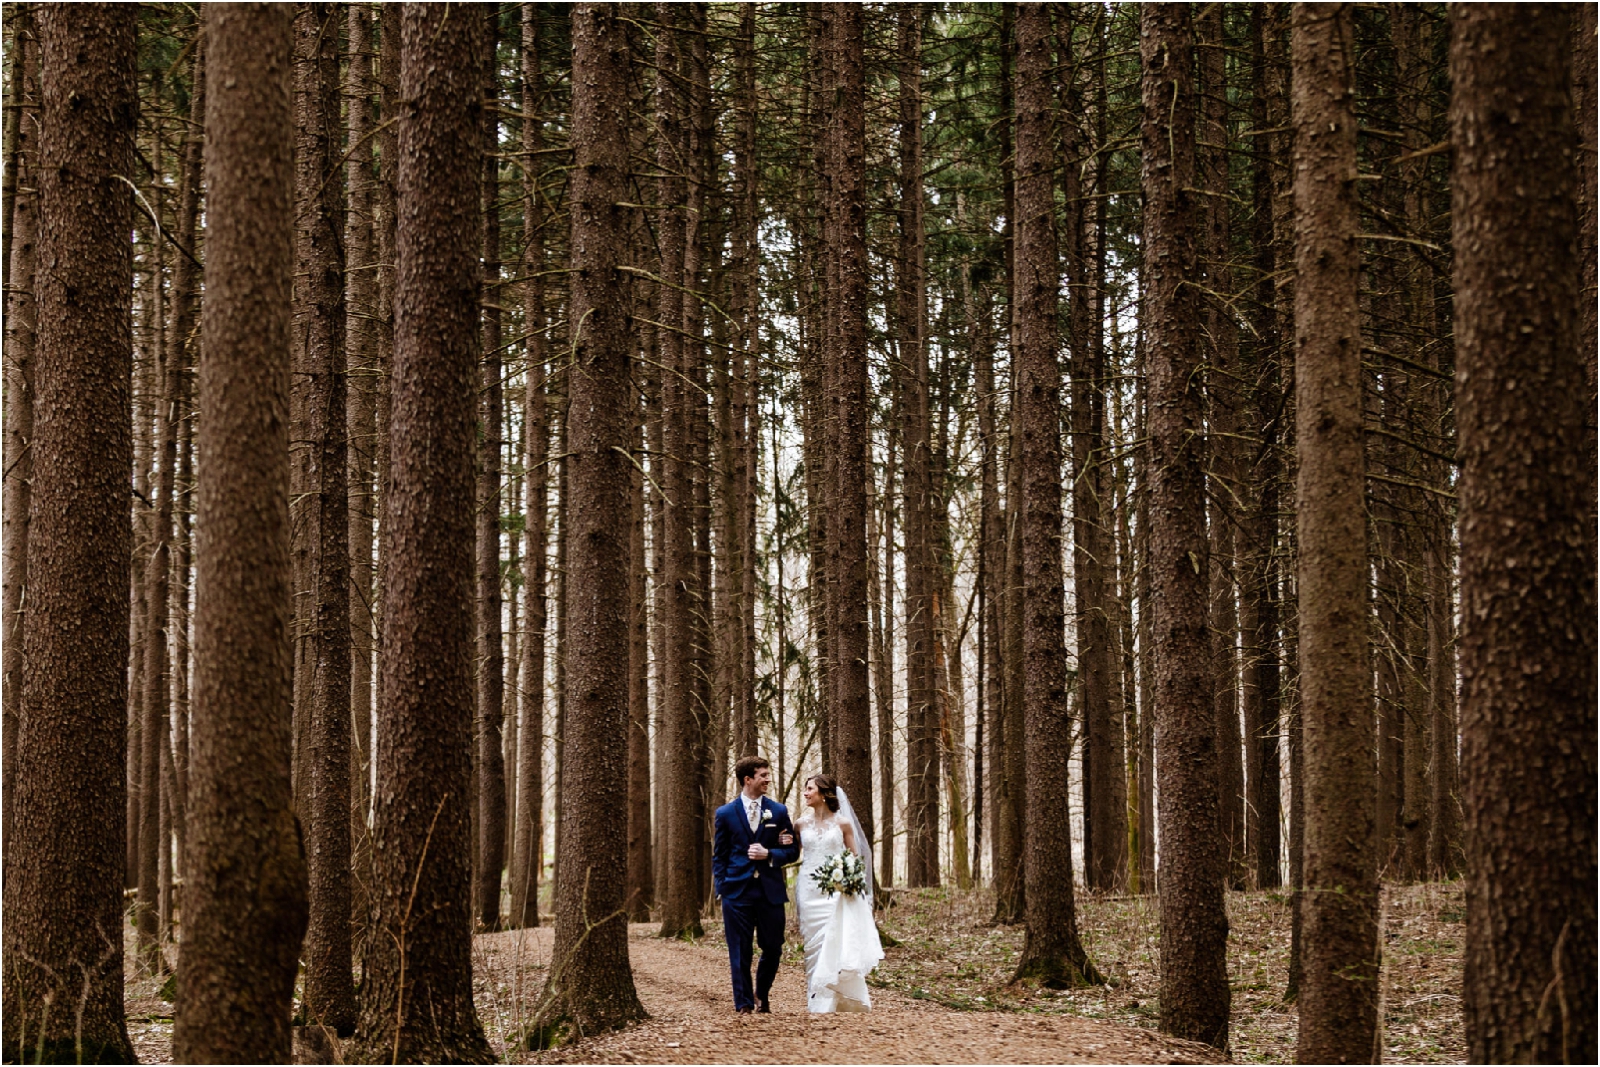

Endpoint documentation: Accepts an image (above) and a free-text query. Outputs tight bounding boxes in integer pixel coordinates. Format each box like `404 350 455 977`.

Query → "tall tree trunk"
1579 3 1599 516
655 1 703 940
1141 4 1229 1047
1012 2 1098 989
1291 6 1380 1060
1133 321 1157 892
1245 2 1285 892
136 182 167 975
1 13 38 860
736 1 761 801
627 412 653 923
509 0 546 932
346 0 378 931
476 9 507 934
730 1 760 762
995 399 1027 923
294 0 356 1034
1 9 138 1060
147 26 206 958
1452 7 1598 1061
1199 0 1246 893
825 1 873 847
0 6 30 290
356 7 493 1059
869 429 897 888
683 6 717 907
373 1 400 798
1056 8 1121 894
1394 5 1462 882
897 1 936 890
531 5 649 1044
988 3 1023 921
128 252 154 895
172 10 308 1059
978 295 1004 895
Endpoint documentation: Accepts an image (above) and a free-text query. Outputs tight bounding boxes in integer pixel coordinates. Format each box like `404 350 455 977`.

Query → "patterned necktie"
747 799 759 832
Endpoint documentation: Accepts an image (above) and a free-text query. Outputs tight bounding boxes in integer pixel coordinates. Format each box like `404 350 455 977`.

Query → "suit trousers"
722 887 786 1011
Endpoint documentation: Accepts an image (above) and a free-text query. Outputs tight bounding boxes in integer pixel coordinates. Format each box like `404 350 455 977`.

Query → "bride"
792 774 885 1012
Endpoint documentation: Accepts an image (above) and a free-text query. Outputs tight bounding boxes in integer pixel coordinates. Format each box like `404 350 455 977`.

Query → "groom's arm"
769 807 801 869
711 808 729 897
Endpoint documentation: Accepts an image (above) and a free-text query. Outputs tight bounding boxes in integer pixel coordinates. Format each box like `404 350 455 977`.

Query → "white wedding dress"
794 793 884 1013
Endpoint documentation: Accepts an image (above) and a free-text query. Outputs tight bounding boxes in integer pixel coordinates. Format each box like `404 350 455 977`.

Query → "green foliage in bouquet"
810 850 868 898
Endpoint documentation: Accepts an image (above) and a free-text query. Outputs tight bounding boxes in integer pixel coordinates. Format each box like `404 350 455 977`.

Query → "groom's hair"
735 755 769 788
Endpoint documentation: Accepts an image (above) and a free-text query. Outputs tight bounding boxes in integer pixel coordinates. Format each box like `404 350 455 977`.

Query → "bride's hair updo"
806 773 840 813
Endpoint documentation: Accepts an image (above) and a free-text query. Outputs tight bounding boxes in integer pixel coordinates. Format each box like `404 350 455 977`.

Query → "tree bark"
627 412 653 923
1290 6 1380 1060
136 177 168 975
1 9 138 1061
1011 2 1098 989
530 3 649 1045
345 0 377 932
1141 3 1229 1047
172 7 308 1060
355 7 493 1059
824 1 873 848
1244 2 1284 892
293 0 356 1034
1199 0 1246 892
1452 7 1598 1061
654 1 704 941
476 8 507 934
509 0 546 932
1 12 37 862
730 1 760 763
990 5 1026 924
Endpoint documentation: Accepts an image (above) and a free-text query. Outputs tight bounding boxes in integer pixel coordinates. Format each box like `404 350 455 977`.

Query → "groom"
712 755 799 1013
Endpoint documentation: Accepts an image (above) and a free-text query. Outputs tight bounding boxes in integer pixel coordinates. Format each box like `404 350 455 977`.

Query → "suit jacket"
712 795 799 906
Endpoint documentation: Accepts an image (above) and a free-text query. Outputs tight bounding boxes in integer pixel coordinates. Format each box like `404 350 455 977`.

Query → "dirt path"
126 921 1225 1063
488 924 1225 1065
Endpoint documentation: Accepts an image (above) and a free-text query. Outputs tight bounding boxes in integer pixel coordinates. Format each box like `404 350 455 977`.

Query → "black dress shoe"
756 997 771 1014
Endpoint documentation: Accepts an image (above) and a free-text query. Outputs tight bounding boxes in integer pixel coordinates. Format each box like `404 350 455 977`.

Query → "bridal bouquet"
810 851 868 898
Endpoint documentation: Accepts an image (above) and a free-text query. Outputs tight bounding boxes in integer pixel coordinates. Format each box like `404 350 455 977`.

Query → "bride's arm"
841 820 856 854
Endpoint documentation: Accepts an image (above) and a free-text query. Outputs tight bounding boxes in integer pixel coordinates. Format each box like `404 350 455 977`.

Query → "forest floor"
124 880 1464 1065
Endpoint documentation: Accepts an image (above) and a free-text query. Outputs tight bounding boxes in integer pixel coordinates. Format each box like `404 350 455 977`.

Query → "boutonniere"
761 807 774 824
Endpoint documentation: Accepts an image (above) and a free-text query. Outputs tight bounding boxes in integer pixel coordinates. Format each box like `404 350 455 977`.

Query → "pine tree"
476 6 508 935
173 5 308 1061
2 5 39 869
1 7 139 1060
1011 1 1099 990
1452 7 1597 1061
294 0 357 1034
1291 5 1379 1060
827 0 874 848
529 3 649 1044
1141 3 1229 1047
355 6 493 1059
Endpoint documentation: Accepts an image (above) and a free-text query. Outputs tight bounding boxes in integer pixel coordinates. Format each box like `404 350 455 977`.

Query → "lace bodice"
796 811 846 872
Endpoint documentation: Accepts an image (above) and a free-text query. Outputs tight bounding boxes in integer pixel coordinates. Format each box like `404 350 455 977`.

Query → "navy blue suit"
713 795 799 1011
